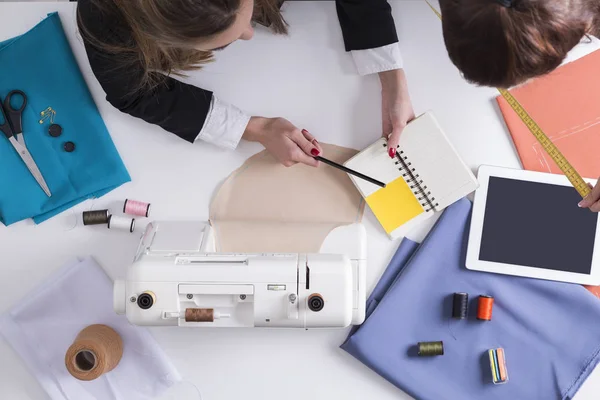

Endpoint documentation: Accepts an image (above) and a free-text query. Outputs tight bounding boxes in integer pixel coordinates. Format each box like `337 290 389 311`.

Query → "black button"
48 124 62 137
63 141 76 152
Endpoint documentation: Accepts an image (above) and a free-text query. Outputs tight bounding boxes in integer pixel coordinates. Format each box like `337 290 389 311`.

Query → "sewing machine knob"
308 294 324 312
137 291 155 310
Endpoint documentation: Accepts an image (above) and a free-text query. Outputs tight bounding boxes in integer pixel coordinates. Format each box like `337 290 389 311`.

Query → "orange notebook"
497 49 600 299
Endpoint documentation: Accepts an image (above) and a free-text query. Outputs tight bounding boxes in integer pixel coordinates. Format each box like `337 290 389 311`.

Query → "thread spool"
82 210 110 226
418 341 444 356
107 215 135 233
123 199 151 217
185 308 215 322
452 292 468 319
65 324 123 381
477 295 494 321
488 347 508 384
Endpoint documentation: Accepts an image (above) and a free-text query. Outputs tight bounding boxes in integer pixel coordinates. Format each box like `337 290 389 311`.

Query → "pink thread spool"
123 199 151 217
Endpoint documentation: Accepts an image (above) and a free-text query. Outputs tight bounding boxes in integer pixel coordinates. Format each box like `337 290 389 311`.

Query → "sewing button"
63 141 76 152
48 124 62 137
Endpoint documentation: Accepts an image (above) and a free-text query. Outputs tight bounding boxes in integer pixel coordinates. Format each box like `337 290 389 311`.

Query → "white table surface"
0 1 599 399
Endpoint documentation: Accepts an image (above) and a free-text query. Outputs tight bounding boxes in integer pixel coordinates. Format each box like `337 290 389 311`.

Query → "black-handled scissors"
0 90 51 197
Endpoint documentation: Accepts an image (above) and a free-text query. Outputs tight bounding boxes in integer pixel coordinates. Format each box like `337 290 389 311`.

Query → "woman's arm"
84 45 215 144
336 0 414 157
77 0 246 149
336 0 398 51
77 0 322 166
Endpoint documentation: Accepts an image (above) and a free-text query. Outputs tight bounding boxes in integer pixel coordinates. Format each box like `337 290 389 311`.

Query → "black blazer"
77 0 398 143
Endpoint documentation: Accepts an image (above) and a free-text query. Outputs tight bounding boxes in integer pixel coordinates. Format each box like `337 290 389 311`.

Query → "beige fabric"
210 144 365 253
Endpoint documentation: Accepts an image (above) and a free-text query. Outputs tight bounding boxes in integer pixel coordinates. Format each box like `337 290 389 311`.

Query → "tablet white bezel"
466 165 600 285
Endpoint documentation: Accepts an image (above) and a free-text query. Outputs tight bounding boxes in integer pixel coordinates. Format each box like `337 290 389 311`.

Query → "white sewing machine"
114 221 366 328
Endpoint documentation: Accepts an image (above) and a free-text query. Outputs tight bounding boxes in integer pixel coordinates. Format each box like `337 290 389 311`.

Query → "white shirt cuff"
351 43 404 76
195 95 250 150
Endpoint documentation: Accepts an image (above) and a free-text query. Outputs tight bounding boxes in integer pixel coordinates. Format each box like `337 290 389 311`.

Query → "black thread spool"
452 292 469 319
83 210 111 226
418 341 444 356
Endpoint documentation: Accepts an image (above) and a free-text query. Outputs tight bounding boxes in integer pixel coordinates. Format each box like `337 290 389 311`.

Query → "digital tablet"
466 166 600 285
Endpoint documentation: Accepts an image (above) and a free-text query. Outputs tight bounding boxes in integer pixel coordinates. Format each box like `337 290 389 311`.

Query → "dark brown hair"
439 0 599 88
78 0 287 90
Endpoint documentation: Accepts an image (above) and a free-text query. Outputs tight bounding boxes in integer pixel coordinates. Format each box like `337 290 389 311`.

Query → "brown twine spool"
185 308 214 322
65 324 123 381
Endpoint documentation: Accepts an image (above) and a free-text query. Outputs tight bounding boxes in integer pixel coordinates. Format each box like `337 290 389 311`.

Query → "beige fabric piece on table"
210 144 365 253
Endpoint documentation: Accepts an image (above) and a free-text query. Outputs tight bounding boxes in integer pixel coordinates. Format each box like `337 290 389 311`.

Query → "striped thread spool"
488 348 508 384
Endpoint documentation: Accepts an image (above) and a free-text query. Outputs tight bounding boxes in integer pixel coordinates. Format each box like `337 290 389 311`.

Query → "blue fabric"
342 198 600 400
0 13 130 225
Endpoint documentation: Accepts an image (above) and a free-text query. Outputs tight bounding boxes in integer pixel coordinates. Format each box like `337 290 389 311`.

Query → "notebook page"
399 112 477 210
344 138 402 197
344 138 425 234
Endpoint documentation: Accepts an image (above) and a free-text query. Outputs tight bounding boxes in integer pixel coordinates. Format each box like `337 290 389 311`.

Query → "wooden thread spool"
185 308 214 322
65 324 123 381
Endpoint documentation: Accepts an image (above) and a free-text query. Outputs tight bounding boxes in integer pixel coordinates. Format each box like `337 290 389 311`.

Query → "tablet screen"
479 177 597 274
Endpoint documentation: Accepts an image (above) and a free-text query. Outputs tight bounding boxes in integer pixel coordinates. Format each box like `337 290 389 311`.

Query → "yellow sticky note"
365 177 424 234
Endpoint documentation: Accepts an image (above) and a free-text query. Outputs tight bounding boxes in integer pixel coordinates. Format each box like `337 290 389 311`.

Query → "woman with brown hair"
440 0 600 88
439 0 600 211
77 0 414 167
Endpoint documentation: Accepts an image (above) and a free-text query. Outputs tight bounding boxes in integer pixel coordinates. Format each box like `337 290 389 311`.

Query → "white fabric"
195 95 250 150
0 257 181 400
351 43 403 76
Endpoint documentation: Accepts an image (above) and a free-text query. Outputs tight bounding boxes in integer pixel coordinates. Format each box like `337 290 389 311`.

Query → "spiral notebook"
344 112 478 239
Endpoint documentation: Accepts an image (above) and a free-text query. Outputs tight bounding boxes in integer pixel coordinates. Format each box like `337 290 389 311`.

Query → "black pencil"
315 156 386 188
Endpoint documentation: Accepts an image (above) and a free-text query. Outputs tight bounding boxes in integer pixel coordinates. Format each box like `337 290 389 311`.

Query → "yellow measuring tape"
424 1 591 198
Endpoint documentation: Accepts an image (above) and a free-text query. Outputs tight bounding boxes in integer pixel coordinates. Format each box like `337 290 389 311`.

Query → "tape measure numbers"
424 0 591 198
497 89 591 198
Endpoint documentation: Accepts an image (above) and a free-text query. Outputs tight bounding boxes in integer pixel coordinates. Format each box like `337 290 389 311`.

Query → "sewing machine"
114 221 367 328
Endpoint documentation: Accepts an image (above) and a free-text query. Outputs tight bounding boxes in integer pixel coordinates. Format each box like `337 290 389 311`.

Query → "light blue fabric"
0 13 130 225
342 198 600 400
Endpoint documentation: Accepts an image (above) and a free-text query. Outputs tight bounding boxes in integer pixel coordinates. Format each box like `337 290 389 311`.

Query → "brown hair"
439 0 599 88
78 0 287 90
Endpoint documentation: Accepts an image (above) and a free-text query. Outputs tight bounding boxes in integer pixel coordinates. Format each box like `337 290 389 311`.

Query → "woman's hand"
379 69 415 158
579 178 600 212
243 117 322 167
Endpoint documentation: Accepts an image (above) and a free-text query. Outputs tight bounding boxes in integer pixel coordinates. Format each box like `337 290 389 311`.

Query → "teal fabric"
0 13 130 225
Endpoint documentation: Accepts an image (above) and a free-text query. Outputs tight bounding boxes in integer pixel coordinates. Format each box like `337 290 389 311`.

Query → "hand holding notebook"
344 112 478 238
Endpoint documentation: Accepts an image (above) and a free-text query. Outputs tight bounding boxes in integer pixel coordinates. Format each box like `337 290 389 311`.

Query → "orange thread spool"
477 295 494 321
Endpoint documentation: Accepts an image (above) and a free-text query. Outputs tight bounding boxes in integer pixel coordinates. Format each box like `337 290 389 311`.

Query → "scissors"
0 90 51 197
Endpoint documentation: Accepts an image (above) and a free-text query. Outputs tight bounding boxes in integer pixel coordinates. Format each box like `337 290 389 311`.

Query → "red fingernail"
389 148 396 158
311 148 320 156
302 129 309 134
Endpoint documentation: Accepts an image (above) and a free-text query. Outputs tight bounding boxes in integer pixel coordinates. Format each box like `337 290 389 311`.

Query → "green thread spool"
418 341 444 356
